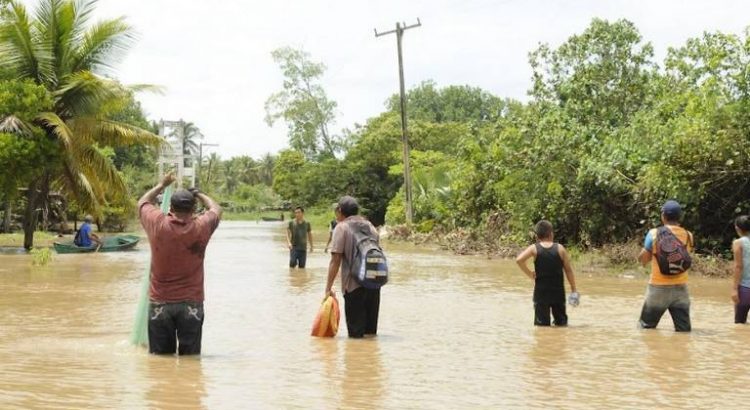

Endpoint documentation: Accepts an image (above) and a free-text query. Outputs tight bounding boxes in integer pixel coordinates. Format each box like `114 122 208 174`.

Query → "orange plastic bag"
311 295 340 337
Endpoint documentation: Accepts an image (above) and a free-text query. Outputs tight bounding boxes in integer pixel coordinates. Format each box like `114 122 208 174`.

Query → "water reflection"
342 339 384 410
145 356 207 410
288 267 315 293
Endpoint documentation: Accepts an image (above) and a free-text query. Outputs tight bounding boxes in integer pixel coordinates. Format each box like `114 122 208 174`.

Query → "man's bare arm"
326 253 343 297
138 173 175 206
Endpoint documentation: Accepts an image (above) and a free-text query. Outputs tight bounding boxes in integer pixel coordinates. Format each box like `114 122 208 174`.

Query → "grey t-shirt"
330 215 378 294
288 220 311 251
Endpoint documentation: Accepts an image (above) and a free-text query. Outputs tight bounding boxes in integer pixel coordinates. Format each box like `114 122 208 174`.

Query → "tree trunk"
22 174 49 250
2 201 11 233
23 181 40 250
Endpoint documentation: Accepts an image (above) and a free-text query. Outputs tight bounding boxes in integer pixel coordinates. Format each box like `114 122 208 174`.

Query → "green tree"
529 18 656 129
0 0 162 248
0 79 53 232
272 149 306 203
265 47 338 160
387 80 506 124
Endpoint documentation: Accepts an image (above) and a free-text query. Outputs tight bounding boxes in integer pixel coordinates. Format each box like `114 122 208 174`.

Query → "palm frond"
74 142 127 200
35 111 75 151
0 115 36 136
55 159 102 212
70 117 164 147
71 17 134 74
0 1 53 83
53 70 127 118
127 83 165 95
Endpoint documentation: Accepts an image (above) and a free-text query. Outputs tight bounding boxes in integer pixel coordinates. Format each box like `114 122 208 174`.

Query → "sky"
47 0 750 159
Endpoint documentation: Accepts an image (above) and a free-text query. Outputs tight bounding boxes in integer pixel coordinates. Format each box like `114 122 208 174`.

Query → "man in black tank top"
516 220 579 326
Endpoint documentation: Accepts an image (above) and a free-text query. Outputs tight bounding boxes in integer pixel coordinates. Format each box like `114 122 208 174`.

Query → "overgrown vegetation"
269 20 750 257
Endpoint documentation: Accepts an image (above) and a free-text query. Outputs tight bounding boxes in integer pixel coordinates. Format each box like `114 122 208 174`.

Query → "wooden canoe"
261 216 283 222
53 235 140 254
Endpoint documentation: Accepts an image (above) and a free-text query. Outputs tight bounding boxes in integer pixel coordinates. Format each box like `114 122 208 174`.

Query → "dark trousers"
148 302 204 355
736 286 750 323
534 302 567 326
344 287 380 338
639 284 691 332
289 249 307 268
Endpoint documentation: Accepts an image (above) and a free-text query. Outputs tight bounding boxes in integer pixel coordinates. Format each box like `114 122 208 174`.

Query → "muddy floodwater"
0 221 747 409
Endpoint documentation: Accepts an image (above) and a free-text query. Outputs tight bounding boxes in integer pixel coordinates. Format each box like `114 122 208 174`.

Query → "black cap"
170 189 196 212
338 195 359 217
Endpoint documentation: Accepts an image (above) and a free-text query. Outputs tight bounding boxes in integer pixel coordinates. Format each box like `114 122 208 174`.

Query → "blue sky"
68 0 750 158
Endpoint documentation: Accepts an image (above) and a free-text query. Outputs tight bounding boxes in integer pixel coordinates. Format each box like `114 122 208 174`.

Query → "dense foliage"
270 19 750 252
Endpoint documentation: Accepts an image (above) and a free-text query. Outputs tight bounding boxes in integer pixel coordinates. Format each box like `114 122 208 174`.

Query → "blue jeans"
639 284 691 332
289 249 307 268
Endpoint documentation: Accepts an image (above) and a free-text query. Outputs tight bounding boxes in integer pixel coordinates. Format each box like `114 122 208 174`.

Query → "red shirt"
139 202 220 302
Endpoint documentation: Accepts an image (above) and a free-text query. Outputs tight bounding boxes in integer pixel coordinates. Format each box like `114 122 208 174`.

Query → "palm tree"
256 153 275 186
181 122 202 156
168 121 201 166
0 0 163 248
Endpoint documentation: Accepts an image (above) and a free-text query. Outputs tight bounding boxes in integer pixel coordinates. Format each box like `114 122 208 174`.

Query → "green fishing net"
129 185 173 347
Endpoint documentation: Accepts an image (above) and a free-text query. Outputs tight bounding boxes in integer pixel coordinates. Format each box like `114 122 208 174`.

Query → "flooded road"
0 221 748 409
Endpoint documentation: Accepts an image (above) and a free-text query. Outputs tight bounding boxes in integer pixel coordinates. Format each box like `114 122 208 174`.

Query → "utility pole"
196 142 219 189
375 18 421 226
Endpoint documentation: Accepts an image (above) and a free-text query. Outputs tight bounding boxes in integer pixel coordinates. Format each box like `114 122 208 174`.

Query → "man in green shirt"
287 206 313 268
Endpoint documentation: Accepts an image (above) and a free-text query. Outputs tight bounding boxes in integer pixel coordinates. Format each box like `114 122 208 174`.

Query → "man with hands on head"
138 172 222 355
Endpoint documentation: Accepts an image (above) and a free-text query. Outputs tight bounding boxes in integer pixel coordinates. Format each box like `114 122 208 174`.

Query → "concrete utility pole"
375 18 421 226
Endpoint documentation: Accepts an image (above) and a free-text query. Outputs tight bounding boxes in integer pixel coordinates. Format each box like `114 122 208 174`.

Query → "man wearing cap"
325 196 381 338
637 200 694 332
138 173 222 355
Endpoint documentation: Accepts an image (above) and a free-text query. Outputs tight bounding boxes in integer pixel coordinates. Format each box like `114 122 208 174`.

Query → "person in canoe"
73 215 103 249
138 173 222 355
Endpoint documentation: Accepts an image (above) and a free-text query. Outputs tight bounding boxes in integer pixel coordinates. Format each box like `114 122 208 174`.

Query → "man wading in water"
138 173 222 355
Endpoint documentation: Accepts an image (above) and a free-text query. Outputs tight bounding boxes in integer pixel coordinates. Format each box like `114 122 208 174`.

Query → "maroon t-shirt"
139 202 220 303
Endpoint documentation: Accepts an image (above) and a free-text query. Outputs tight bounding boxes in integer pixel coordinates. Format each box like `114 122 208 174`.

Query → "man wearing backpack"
637 200 694 332
325 196 382 338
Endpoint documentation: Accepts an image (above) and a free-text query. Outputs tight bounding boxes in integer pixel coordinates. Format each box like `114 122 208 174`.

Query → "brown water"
0 221 748 409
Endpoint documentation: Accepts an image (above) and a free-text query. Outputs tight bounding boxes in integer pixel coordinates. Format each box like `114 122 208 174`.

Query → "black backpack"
349 220 388 289
655 226 693 275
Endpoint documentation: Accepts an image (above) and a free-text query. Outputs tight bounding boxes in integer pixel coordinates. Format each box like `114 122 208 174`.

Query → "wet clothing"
640 224 694 331
288 220 311 251
534 302 567 326
344 287 380 338
532 243 567 326
139 202 220 303
331 215 381 337
639 284 691 331
735 286 750 324
289 249 307 268
148 302 204 355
